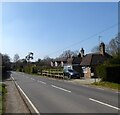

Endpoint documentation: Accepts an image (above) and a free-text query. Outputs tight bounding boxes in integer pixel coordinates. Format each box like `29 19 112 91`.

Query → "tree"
106 33 120 56
91 45 99 53
42 56 52 66
14 54 20 62
59 50 78 58
2 53 11 72
25 52 34 62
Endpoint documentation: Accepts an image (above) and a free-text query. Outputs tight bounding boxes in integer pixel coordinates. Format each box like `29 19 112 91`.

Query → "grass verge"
0 83 7 114
91 81 120 91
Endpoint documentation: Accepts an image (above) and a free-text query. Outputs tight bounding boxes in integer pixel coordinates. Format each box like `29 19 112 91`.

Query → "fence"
42 69 64 79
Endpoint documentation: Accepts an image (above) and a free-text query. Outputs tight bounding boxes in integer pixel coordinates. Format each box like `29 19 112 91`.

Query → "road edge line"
11 77 40 114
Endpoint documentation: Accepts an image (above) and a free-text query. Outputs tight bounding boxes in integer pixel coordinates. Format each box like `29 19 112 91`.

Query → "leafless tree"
106 33 120 56
14 54 20 62
59 50 78 58
91 45 100 53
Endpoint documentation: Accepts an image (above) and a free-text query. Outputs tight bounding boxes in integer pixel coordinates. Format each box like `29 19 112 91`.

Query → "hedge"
96 64 120 83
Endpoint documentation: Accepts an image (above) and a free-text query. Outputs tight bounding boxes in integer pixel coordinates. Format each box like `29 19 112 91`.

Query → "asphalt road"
12 71 119 113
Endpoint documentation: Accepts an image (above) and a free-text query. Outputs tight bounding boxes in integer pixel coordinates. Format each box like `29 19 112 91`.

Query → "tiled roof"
66 57 82 65
67 58 73 64
80 54 92 66
72 57 82 64
80 53 112 66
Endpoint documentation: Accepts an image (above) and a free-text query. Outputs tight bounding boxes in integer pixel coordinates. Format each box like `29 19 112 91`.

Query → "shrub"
31 66 38 73
96 65 107 81
96 64 120 83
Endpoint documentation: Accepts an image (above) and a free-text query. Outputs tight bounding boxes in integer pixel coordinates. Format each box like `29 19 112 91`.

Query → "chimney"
80 48 84 58
99 42 105 55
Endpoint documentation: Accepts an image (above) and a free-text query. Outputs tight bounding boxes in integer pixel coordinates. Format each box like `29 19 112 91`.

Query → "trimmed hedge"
96 65 120 83
106 65 120 83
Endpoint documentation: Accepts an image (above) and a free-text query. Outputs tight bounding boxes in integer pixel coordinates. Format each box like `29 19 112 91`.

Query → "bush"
96 64 120 83
106 65 120 83
23 66 31 74
31 66 38 73
96 65 107 81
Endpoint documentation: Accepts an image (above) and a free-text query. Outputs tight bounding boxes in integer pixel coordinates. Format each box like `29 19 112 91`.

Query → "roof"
80 53 112 66
80 54 92 66
66 57 82 65
67 58 73 64
72 57 82 64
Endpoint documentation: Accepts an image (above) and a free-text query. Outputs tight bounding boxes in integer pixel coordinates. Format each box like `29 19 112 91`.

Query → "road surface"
12 71 119 114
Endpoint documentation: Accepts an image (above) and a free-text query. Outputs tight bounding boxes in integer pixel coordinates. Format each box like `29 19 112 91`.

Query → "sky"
1 2 118 61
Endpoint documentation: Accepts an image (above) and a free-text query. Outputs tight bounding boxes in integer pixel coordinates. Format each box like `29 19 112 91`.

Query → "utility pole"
98 36 102 45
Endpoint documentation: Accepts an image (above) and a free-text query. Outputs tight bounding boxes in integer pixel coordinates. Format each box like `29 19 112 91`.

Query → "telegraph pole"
98 36 102 45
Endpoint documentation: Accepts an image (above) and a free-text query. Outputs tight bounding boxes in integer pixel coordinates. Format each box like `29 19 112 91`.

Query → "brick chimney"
80 48 84 58
99 42 105 55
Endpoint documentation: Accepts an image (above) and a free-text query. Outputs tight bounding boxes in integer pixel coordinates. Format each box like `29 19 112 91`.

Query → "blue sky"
1 2 118 61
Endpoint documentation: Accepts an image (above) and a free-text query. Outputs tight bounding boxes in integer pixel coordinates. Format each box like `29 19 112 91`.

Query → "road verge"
11 77 40 115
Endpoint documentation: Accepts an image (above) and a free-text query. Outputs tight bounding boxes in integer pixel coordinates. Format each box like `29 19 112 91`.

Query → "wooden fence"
42 69 64 79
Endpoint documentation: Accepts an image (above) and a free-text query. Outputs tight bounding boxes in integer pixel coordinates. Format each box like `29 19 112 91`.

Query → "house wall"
61 61 64 67
84 67 91 78
51 62 54 67
55 62 58 67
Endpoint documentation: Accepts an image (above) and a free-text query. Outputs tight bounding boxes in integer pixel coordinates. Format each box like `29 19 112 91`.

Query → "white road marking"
89 98 120 110
11 77 40 114
37 80 46 84
51 85 71 93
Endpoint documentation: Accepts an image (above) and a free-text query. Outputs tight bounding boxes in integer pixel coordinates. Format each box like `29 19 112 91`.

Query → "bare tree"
106 33 120 56
59 50 78 58
91 45 99 53
14 54 20 62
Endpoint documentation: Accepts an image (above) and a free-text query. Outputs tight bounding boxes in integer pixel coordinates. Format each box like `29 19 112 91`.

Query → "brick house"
64 48 84 75
51 48 84 75
80 42 112 78
51 57 68 67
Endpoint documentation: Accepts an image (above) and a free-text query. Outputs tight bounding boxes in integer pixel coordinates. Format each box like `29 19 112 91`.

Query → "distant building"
80 42 112 78
51 48 84 76
50 42 112 79
51 57 68 67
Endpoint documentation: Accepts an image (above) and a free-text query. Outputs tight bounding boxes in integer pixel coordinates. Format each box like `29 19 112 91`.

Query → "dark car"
63 69 80 79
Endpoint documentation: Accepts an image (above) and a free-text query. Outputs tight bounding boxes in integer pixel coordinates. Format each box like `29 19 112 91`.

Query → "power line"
47 23 118 57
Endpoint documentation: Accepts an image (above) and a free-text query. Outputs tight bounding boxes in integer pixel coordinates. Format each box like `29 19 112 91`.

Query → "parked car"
63 69 80 79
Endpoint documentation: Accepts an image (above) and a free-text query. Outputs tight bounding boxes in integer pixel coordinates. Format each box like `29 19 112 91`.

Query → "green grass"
0 83 7 114
91 81 120 91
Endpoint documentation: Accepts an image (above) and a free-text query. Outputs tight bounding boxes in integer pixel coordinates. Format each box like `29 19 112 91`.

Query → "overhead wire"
47 23 118 57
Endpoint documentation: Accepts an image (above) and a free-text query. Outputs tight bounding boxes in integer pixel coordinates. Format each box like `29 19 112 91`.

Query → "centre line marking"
37 80 46 84
51 85 71 93
89 98 120 110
